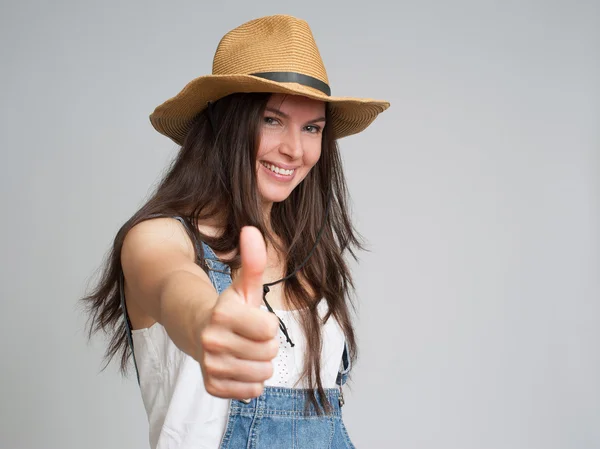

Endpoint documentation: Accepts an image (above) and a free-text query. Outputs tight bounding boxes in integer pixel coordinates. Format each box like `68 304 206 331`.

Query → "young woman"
81 14 389 449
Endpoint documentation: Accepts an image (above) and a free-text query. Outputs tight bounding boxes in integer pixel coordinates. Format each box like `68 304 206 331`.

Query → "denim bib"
121 215 355 448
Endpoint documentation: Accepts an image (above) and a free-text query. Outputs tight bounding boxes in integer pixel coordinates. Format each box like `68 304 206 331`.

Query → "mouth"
260 161 296 176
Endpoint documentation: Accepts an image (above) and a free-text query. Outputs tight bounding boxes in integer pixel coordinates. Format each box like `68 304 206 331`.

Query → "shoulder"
120 216 213 328
122 216 197 264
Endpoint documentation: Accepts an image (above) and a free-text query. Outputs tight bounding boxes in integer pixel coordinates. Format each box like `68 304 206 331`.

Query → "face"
256 94 326 205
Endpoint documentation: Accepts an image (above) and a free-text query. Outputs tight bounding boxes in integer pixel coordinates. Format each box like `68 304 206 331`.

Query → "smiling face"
256 94 326 206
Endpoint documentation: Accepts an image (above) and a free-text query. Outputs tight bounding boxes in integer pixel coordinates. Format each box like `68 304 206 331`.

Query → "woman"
82 14 389 449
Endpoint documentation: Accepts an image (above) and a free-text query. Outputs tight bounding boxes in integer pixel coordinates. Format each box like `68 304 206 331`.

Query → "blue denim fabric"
219 388 355 449
199 234 354 449
121 215 354 448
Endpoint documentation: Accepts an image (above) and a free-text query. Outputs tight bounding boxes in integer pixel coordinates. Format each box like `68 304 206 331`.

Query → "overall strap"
336 342 351 387
201 241 233 295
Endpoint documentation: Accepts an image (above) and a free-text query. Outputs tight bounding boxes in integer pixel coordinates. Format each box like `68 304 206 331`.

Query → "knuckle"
250 383 264 398
269 316 279 337
248 361 272 382
263 362 274 380
267 315 280 337
199 330 214 350
267 338 279 358
203 355 221 377
200 330 224 353
204 379 218 396
206 381 226 398
211 305 231 325
204 362 215 377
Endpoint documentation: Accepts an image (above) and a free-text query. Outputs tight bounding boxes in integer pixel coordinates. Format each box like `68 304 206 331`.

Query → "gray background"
1 1 598 448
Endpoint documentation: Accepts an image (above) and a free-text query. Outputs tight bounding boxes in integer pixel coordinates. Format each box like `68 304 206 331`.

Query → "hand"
197 226 280 400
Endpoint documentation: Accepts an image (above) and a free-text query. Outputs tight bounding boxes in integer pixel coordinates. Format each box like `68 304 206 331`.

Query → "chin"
257 177 296 204
260 191 292 204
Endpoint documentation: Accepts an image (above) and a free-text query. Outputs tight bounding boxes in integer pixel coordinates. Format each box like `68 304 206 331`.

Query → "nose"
278 127 303 159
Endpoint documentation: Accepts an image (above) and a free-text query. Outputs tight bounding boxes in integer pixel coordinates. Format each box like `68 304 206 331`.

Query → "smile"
260 161 295 176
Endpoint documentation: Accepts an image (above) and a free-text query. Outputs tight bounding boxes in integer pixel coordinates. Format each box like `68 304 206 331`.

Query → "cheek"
303 144 322 170
256 134 272 159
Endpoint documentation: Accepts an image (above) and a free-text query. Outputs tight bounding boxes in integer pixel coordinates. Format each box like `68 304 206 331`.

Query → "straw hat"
149 14 390 145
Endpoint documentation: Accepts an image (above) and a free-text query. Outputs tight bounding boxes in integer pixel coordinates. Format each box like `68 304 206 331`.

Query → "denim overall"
121 215 355 448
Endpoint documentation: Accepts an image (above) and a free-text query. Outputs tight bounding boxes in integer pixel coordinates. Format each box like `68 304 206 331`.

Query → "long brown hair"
80 92 362 413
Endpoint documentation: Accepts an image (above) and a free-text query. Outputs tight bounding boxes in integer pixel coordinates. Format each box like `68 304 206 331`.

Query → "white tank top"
131 299 345 449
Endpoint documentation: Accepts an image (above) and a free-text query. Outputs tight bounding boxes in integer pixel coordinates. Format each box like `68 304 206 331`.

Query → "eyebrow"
265 107 326 124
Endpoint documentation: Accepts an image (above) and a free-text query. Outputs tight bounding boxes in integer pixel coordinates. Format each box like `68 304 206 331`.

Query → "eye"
264 116 281 126
305 125 322 134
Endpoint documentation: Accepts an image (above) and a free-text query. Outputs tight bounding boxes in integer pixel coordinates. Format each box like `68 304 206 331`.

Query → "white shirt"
131 300 345 449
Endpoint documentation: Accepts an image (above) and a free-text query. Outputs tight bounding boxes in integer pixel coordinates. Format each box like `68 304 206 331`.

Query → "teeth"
262 162 294 176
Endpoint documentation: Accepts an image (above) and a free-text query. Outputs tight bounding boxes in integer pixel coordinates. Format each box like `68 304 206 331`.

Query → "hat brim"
149 74 390 145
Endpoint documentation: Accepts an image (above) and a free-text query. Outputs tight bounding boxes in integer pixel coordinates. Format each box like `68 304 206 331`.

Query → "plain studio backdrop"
1 1 598 448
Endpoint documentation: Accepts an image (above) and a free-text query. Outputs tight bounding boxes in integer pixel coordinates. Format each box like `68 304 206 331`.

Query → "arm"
120 218 279 399
121 217 216 360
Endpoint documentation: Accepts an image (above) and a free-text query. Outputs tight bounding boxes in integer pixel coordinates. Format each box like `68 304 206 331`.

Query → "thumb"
233 226 267 308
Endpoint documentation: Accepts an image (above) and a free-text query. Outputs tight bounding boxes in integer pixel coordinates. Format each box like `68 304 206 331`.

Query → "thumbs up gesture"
197 226 280 400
